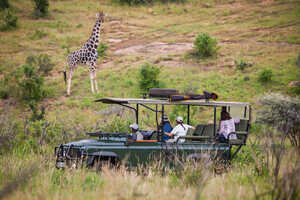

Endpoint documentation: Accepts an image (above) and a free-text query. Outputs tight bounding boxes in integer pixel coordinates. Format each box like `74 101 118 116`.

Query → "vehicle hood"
66 139 98 146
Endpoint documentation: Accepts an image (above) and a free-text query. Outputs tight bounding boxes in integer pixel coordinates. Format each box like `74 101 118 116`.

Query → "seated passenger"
130 123 143 141
218 111 240 141
161 115 172 143
165 116 195 143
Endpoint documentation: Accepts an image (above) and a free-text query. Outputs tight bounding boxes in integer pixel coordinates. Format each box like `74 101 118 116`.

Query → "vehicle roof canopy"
95 98 251 107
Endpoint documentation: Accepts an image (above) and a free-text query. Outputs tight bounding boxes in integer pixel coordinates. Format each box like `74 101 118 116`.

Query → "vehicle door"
125 141 163 168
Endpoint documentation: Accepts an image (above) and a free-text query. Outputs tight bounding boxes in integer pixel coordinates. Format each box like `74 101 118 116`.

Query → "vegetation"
258 68 273 83
0 10 17 31
0 0 9 10
257 93 300 148
138 62 162 92
26 54 55 75
117 0 186 6
32 0 49 18
235 59 252 71
0 0 299 199
97 42 108 58
193 33 219 58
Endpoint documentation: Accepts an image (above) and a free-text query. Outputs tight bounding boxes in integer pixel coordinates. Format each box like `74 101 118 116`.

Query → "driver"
165 116 195 143
129 123 143 141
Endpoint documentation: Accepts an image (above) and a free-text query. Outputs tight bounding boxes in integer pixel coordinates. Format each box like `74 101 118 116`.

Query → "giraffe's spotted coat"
66 12 105 95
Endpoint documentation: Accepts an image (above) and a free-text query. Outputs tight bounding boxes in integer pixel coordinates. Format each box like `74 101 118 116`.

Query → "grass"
0 131 299 200
0 0 300 198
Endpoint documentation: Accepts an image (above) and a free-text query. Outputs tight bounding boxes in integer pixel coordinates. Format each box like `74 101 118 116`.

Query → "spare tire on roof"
149 88 179 98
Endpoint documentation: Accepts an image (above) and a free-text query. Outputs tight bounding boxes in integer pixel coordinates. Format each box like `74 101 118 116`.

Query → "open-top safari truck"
55 90 251 170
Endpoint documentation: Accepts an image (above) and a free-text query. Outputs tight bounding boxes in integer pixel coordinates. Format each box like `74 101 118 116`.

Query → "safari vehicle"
55 91 252 170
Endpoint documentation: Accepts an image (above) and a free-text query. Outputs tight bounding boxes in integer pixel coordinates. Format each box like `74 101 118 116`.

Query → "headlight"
56 161 65 169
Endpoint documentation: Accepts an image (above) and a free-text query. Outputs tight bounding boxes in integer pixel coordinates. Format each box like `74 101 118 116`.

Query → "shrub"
0 78 9 99
257 93 300 148
138 62 161 92
0 0 9 10
296 53 300 68
29 101 46 121
18 65 46 103
0 10 18 31
30 29 48 40
32 0 49 18
97 42 108 58
193 33 219 58
235 59 252 71
26 54 55 75
258 69 273 83
116 0 186 5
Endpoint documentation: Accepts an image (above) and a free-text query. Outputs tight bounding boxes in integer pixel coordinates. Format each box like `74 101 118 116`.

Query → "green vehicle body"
55 97 251 169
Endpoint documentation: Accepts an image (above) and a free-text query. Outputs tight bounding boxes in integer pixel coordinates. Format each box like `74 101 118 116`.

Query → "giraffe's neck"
84 18 102 50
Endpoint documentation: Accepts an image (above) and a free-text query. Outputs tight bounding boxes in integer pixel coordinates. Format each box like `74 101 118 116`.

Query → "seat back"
192 124 205 136
234 119 250 144
202 124 215 137
235 119 249 132
187 128 194 136
140 130 155 140
193 124 216 137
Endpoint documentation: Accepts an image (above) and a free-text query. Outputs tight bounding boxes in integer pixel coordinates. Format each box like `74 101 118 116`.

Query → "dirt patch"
114 42 193 55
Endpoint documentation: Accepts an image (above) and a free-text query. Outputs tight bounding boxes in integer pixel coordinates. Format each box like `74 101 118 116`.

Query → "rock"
288 81 300 87
203 3 212 8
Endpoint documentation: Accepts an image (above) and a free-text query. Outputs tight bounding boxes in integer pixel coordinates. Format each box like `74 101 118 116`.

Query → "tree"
257 93 300 148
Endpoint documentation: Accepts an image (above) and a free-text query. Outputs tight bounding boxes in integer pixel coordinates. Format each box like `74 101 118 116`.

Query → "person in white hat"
129 123 143 141
165 116 195 143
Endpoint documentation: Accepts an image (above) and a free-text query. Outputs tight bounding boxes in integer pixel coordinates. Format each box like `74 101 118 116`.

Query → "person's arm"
186 124 195 130
163 132 173 137
219 121 224 134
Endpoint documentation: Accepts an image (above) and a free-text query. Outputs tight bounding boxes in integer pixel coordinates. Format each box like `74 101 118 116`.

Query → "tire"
149 88 179 98
93 157 119 173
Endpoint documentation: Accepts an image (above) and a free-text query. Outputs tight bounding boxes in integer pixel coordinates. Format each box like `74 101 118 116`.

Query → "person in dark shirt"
161 115 172 143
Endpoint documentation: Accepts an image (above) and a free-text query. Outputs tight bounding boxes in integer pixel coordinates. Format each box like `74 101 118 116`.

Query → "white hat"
129 123 139 130
163 115 169 121
176 116 183 123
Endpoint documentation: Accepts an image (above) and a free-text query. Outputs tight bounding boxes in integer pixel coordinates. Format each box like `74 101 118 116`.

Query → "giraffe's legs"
90 71 95 94
67 69 74 96
93 71 99 93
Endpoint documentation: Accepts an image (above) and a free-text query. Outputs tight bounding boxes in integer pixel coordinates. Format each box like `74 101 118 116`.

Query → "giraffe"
64 11 105 96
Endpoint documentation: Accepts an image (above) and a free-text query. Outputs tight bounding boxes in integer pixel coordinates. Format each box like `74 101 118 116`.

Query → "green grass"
0 0 300 198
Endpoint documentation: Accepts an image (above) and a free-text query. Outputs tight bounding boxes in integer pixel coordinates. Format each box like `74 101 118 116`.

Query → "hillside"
0 0 299 199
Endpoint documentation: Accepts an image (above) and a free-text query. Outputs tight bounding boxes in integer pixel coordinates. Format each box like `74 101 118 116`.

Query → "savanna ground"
0 0 300 199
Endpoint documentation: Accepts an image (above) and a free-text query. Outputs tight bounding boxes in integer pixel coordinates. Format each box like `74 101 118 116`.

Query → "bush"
30 29 48 40
0 10 18 31
138 63 161 92
26 54 55 75
257 93 300 148
0 0 9 10
116 0 186 5
97 42 108 58
193 33 219 58
258 69 273 83
235 59 252 71
32 0 49 18
18 65 46 103
296 53 300 68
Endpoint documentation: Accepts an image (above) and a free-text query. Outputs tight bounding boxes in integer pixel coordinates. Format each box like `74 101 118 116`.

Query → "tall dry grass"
0 135 299 200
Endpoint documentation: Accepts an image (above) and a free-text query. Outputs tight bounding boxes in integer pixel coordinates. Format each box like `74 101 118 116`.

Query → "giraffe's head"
96 11 106 22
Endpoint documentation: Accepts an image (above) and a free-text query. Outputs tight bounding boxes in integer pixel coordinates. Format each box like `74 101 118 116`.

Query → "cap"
129 123 139 130
163 115 169 121
176 116 183 123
